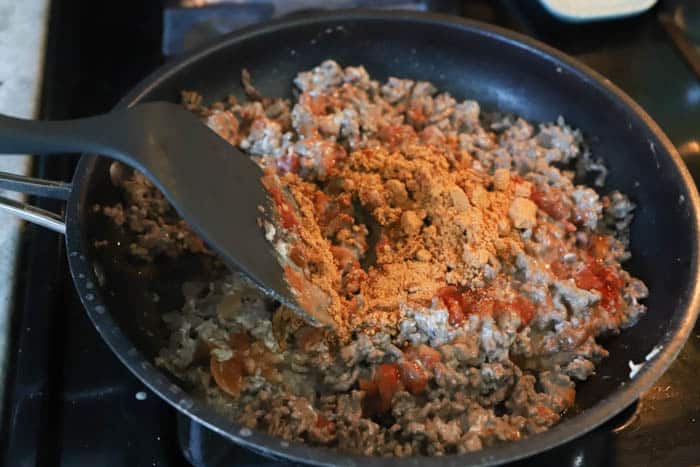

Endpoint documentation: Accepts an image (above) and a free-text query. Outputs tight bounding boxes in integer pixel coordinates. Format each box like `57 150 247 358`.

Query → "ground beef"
101 61 647 458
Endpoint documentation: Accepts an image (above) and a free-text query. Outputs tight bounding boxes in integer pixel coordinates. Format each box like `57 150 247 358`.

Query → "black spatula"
0 102 335 327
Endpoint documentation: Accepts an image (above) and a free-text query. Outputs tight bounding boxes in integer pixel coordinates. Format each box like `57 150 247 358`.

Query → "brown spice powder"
266 143 529 339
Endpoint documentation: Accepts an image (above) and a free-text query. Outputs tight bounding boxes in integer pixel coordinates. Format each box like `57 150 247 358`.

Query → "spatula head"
110 102 335 327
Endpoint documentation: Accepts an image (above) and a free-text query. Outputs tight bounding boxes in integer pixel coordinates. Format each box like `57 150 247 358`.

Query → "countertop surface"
0 0 50 419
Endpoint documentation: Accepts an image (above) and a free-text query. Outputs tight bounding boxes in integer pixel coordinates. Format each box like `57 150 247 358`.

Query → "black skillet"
5 11 699 466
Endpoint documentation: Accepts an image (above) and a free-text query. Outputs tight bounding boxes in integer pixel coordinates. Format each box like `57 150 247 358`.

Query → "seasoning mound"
99 60 648 457
264 142 534 339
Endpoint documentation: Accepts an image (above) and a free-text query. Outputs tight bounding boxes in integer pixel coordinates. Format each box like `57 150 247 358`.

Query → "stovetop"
2 1 699 466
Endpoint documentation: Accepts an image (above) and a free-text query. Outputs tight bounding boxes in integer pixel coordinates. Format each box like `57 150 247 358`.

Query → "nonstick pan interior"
68 11 700 466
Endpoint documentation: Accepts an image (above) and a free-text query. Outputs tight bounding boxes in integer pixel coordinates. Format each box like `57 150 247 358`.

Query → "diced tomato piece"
589 234 609 260
229 331 251 351
438 286 499 324
510 296 535 327
358 377 378 394
398 345 441 395
549 259 570 279
439 285 459 303
460 289 495 316
416 345 442 370
574 260 625 312
437 286 465 325
315 413 333 430
531 186 571 221
597 268 625 311
363 347 441 411
375 363 402 410
399 360 428 395
446 300 465 325
574 265 604 291
495 296 536 328
210 355 244 397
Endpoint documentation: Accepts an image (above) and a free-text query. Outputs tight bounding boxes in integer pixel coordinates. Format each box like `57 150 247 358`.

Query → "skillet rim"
64 10 700 467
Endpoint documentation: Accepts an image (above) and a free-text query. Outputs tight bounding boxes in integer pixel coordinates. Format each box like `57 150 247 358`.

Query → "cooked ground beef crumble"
98 60 647 457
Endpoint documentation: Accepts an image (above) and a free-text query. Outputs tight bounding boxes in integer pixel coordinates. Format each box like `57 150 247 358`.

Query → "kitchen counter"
0 0 51 419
